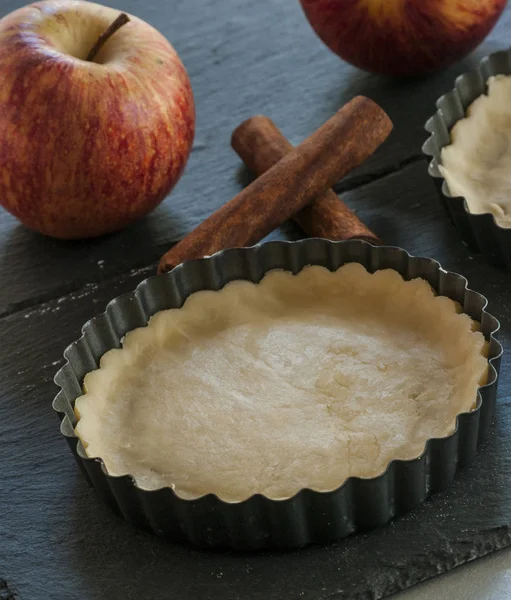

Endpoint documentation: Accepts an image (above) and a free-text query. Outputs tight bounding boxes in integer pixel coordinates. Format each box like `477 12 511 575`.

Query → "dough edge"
440 74 511 228
74 263 489 502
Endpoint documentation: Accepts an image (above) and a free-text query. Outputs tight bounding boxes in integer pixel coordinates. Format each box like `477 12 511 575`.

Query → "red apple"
299 0 507 77
0 0 195 239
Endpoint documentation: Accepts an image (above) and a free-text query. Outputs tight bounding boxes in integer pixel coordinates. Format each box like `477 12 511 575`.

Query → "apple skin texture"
299 0 507 77
0 1 195 239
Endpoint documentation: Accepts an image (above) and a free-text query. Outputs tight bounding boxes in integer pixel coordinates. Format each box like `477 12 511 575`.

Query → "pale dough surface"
75 264 488 502
441 74 511 228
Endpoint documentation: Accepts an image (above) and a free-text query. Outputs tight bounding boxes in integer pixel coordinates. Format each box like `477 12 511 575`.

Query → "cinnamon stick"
231 115 380 244
158 96 392 274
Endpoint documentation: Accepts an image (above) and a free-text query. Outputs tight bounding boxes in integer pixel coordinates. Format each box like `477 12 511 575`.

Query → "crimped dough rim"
74 264 489 502
440 74 511 229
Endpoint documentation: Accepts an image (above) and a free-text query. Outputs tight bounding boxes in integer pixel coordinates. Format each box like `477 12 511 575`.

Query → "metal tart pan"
53 239 502 549
423 48 511 269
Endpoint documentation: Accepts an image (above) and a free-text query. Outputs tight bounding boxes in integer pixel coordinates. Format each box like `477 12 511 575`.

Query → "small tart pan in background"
423 48 511 269
53 239 502 550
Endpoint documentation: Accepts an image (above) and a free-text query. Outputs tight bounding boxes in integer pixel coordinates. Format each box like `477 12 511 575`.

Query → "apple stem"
86 12 130 62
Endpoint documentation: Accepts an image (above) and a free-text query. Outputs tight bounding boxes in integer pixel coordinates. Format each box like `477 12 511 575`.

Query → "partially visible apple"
0 0 195 239
299 0 507 77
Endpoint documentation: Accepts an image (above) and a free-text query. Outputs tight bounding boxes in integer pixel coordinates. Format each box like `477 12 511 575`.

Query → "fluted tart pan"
53 239 502 550
423 48 511 269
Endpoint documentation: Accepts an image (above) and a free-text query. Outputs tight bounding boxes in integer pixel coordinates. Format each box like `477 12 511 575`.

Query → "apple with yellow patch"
0 0 195 239
299 0 507 77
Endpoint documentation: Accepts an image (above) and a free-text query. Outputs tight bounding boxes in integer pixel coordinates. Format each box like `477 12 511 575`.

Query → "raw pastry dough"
441 74 511 227
75 264 488 502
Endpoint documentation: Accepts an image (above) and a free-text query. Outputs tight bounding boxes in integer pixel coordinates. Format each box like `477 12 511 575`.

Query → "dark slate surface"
2 161 511 600
1 0 511 599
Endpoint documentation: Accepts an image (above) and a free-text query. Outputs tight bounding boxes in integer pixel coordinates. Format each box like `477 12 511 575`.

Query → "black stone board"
2 0 511 598
2 162 511 599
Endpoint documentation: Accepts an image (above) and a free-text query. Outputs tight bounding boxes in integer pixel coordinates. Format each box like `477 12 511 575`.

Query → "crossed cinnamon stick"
158 96 389 274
